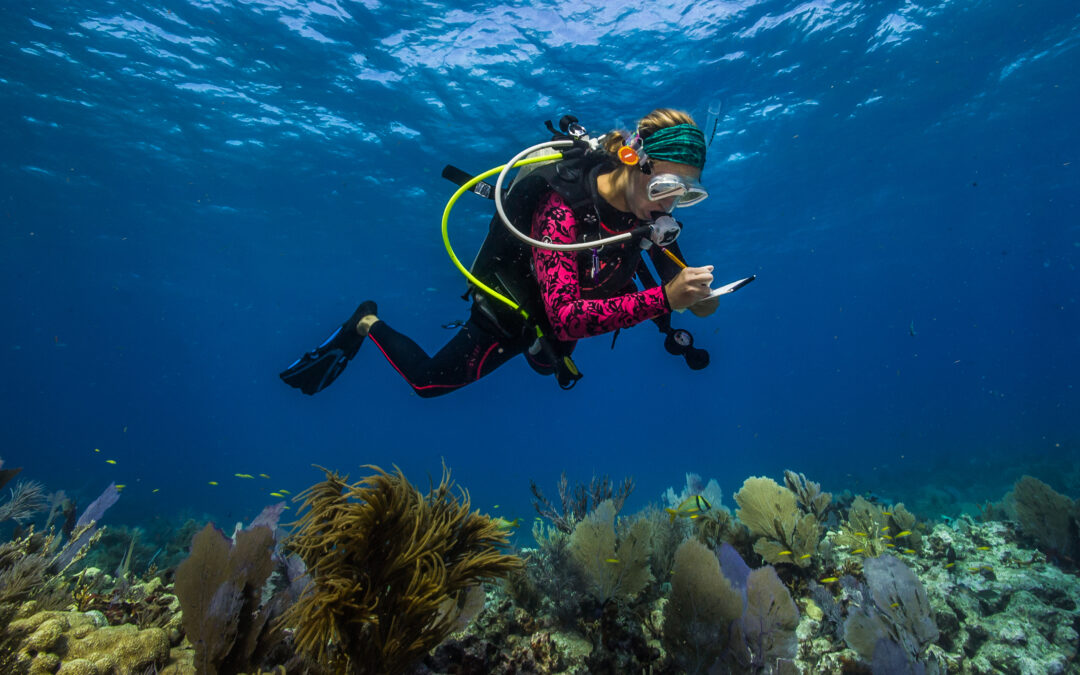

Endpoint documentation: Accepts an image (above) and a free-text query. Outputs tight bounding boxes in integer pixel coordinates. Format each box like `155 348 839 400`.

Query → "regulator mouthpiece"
648 213 682 248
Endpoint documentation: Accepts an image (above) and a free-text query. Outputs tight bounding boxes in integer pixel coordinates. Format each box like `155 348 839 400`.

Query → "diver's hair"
600 107 698 158
637 108 698 138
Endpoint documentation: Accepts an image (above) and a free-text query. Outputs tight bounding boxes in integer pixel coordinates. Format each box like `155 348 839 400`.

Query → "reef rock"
920 519 1080 674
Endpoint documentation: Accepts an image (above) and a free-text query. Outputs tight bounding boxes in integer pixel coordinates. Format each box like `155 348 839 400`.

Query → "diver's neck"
596 171 630 213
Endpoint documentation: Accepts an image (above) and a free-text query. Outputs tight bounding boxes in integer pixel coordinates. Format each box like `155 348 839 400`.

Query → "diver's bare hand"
689 295 720 317
665 266 714 310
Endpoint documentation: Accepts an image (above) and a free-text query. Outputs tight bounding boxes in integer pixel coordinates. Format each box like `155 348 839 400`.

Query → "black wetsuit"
364 166 686 398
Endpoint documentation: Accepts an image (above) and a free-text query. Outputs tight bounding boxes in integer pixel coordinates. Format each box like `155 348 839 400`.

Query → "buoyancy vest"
468 151 648 341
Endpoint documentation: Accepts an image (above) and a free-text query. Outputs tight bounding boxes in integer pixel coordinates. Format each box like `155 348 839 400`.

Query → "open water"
2 0 1077 533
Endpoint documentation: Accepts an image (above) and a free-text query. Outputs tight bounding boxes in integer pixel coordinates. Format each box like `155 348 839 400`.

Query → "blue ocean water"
2 0 1076 535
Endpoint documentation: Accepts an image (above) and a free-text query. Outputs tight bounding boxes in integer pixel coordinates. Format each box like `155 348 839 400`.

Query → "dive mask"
647 173 708 208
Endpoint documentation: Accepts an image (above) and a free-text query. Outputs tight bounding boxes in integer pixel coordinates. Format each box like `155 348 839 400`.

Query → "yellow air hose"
440 152 564 319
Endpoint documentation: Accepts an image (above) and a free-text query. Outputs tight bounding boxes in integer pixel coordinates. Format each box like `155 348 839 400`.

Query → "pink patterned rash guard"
531 191 670 341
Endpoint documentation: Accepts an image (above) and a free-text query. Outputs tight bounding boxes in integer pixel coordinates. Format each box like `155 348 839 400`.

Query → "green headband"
641 123 707 170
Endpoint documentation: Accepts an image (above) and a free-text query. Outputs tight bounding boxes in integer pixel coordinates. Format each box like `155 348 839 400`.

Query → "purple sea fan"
720 565 800 673
864 554 938 658
52 483 121 572
843 554 939 670
75 482 121 529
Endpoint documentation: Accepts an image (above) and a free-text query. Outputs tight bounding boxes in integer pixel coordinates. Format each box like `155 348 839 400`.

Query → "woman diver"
280 108 723 398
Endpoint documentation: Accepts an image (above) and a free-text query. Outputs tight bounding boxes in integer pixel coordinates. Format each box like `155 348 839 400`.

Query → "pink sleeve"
531 191 669 341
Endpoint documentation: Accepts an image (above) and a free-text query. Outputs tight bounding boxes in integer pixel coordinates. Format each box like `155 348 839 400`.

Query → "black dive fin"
280 301 375 395
279 327 357 395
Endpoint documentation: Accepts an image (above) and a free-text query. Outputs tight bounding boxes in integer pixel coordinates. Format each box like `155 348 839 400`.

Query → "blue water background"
2 0 1077 534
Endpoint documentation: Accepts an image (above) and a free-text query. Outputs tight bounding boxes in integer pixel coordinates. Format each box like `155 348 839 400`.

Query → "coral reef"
0 481 48 526
73 569 179 633
280 464 522 675
1007 475 1079 565
842 554 941 671
661 539 800 674
8 604 170 674
662 472 740 553
734 476 822 569
567 500 651 604
784 470 833 522
724 565 800 673
664 472 725 513
0 463 1077 675
421 469 1079 674
828 496 923 563
530 471 635 534
173 523 287 674
662 538 743 673
918 518 1079 673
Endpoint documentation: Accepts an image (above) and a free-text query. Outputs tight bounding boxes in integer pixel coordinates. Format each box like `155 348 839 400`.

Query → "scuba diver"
280 108 751 398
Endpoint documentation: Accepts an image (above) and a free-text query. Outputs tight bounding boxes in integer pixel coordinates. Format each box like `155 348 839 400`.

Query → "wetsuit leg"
366 311 523 398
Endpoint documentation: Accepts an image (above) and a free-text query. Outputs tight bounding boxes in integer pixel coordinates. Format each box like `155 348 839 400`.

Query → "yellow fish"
605 559 620 564
279 489 291 495
882 511 892 516
799 553 812 560
259 473 271 479
944 562 955 568
903 549 916 554
152 488 160 493
819 577 839 583
665 495 711 522
234 473 254 479
269 492 285 498
493 517 521 530
115 485 126 490
208 481 219 486
852 549 865 554
105 459 117 465
976 546 991 551
94 448 100 453
778 551 793 556
895 530 912 538
853 532 868 537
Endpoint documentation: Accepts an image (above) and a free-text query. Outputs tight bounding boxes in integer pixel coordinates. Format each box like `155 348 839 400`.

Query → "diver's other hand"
689 294 720 317
665 265 714 310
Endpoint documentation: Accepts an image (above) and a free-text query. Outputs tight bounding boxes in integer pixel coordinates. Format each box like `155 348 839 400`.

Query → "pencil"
662 248 688 269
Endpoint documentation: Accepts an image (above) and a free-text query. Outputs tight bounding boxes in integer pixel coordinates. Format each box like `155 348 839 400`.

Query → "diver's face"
626 160 703 220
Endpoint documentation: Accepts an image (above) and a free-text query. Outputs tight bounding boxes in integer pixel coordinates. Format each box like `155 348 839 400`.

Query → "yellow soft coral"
279 465 522 675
